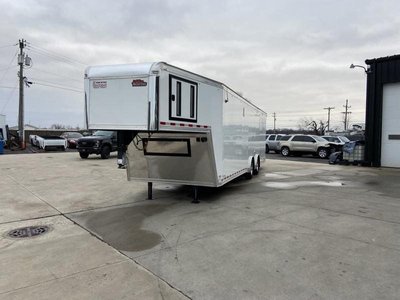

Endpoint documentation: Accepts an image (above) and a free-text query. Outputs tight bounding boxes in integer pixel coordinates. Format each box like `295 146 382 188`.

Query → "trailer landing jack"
147 182 153 200
192 186 199 204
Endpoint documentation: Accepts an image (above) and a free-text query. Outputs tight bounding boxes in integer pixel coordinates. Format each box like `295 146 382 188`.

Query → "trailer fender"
247 156 255 173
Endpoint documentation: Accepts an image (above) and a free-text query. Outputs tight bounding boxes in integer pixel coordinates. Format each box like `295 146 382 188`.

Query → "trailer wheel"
244 160 254 180
101 145 111 159
79 152 89 159
254 157 260 175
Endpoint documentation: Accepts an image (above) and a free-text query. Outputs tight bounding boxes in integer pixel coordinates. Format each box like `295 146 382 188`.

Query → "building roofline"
366 54 400 65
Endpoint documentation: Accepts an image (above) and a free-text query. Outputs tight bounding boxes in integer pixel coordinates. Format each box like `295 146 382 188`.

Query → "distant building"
9 124 39 131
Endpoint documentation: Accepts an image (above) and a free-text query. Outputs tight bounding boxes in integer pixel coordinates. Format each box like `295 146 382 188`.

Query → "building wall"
365 55 400 166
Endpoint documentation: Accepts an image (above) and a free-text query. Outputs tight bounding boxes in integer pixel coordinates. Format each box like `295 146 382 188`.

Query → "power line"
29 77 82 90
0 83 17 113
27 67 82 83
0 49 18 84
28 43 87 65
0 85 16 89
32 81 83 93
27 43 87 66
0 44 16 49
27 48 84 70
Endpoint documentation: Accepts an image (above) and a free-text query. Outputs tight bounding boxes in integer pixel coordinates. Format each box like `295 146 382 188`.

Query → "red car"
60 132 83 149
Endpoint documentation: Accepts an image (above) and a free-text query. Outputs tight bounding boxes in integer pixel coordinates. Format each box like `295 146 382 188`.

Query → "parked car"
321 135 350 152
29 134 67 151
60 132 83 149
76 130 118 159
266 134 285 153
278 134 332 158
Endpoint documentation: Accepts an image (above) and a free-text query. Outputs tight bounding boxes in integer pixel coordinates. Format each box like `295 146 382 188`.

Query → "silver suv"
278 134 332 158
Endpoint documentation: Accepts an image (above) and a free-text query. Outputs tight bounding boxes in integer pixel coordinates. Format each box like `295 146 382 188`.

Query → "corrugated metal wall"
365 55 400 166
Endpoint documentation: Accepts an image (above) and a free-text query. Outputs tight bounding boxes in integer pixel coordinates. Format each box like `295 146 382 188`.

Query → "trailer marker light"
160 121 166 125
180 123 185 127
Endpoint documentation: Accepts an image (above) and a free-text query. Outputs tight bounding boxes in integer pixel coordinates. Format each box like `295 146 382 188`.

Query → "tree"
298 118 327 135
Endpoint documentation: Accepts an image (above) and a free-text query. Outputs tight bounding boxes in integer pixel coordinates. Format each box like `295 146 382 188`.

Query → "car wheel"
281 147 290 157
317 147 329 159
265 145 270 153
79 152 89 159
101 145 111 159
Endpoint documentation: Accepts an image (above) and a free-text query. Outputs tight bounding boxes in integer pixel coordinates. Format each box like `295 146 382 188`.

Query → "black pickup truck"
77 130 118 159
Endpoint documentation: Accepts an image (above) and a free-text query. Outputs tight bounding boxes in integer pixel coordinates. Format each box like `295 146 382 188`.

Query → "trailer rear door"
88 77 150 130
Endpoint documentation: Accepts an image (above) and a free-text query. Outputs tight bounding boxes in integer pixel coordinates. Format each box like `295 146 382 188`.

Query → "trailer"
29 134 67 151
84 62 267 202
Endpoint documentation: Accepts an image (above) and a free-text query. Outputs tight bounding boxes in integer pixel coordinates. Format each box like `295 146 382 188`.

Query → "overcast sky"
0 0 399 130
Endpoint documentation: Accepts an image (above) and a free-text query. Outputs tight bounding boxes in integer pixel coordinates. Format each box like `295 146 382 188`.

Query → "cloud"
0 0 399 129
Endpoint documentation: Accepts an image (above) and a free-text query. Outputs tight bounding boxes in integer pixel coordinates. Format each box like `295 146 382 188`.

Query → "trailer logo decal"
93 81 107 89
131 79 147 87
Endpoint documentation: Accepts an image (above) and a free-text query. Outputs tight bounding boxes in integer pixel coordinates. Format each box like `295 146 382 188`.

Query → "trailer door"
169 75 198 122
88 77 150 130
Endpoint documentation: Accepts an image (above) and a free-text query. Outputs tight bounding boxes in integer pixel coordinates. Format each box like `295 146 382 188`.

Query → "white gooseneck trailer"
85 62 267 202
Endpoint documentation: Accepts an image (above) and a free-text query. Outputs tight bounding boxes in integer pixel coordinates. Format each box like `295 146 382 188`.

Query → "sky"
0 0 399 130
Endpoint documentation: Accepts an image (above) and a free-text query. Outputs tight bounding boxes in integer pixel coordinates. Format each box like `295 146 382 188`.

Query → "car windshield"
313 136 327 142
339 136 350 142
69 133 83 138
93 131 113 137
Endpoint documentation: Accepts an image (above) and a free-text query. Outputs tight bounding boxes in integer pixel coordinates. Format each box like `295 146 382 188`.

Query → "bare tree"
298 118 327 135
50 123 65 129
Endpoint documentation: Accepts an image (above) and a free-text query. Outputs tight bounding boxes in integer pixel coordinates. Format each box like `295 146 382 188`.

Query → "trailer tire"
254 156 260 175
101 145 111 159
245 159 254 180
79 152 89 159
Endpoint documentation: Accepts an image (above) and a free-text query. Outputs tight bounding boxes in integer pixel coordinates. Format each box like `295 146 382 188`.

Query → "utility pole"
324 106 335 132
342 99 352 131
273 112 276 133
17 39 26 149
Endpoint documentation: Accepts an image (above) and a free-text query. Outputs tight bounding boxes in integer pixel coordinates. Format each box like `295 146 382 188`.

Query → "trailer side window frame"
142 138 191 157
169 75 198 123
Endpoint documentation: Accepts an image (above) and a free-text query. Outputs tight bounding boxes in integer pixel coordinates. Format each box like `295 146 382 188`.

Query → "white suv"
278 135 332 158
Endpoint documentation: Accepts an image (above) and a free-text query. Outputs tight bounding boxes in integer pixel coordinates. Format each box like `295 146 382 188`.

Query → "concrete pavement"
1 152 400 299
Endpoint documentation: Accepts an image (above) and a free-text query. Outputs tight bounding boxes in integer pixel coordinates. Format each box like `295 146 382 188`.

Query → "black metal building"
365 54 400 167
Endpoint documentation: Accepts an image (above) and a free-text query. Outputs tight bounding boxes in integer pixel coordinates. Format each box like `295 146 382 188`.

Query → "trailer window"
143 138 191 157
176 81 182 116
190 85 195 118
169 75 198 122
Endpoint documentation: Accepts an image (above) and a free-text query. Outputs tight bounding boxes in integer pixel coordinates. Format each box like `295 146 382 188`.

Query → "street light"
349 63 370 74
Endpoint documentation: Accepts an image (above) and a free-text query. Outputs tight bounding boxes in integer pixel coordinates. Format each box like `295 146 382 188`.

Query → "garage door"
381 83 400 167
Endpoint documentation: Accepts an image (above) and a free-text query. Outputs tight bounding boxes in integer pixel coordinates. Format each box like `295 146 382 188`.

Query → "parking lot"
1 152 400 299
